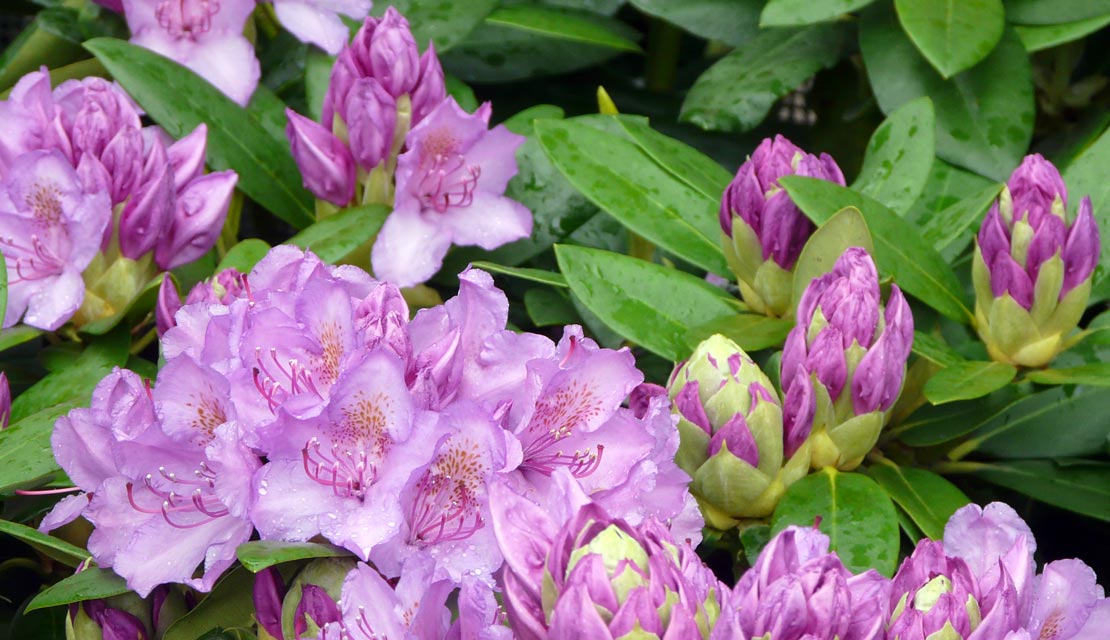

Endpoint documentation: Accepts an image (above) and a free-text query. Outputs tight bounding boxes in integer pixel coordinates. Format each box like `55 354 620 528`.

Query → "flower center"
27 182 63 227
520 379 605 478
156 0 219 40
301 392 393 499
126 463 228 529
414 131 481 213
408 437 486 545
0 234 65 283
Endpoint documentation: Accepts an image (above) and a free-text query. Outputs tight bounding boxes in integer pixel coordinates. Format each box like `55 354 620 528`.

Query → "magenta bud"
285 108 356 206
1009 154 1067 226
253 568 286 640
323 51 361 129
345 77 396 170
1062 196 1100 296
369 7 421 97
166 123 208 191
119 138 175 260
99 127 144 204
782 372 814 457
155 170 237 270
156 276 182 337
411 44 446 125
805 327 848 400
977 206 1010 267
71 78 141 160
295 584 341 632
91 606 148 640
707 413 760 466
628 383 666 420
989 251 1034 308
0 372 10 430
674 380 712 435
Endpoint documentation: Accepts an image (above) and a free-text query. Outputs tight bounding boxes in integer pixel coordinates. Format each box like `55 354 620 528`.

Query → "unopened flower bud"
410 45 446 125
345 78 396 171
154 170 237 270
285 108 356 206
368 7 420 98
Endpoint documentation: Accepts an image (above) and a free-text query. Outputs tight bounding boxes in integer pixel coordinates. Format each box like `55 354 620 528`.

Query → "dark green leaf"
894 385 1023 446
236 541 349 573
0 401 81 494
762 0 880 26
1026 363 1110 387
287 205 390 265
917 182 1003 257
501 104 566 135
470 262 568 288
954 386 1110 459
860 7 1033 181
11 328 129 422
1004 0 1110 25
0 19 85 92
680 24 848 132
0 519 89 566
975 459 1110 521
1015 15 1110 52
25 568 129 612
923 360 1017 404
629 0 762 46
444 73 478 113
907 160 997 235
894 0 1005 77
739 524 772 566
0 326 42 354
852 97 936 215
555 245 739 361
84 38 315 229
772 469 900 576
866 461 970 540
536 119 729 276
685 314 794 353
911 331 968 367
370 0 498 52
485 5 640 51
216 239 272 274
164 568 255 640
1062 123 1110 291
524 288 579 327
791 207 875 309
615 119 733 203
304 49 334 122
780 176 973 323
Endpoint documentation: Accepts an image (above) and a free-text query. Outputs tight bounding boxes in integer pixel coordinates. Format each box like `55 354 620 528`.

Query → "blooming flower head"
270 0 372 55
316 559 453 640
721 134 846 317
780 247 913 470
371 99 531 287
973 154 1100 368
667 334 811 528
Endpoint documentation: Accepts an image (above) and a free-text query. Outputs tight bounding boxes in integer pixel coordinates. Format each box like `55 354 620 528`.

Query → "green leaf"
911 331 968 367
917 182 1003 257
685 314 794 353
761 0 881 26
524 288 579 327
164 568 255 640
615 119 733 203
791 207 875 310
975 459 1110 521
866 461 970 540
907 160 997 231
554 245 739 361
1004 0 1110 25
894 385 1023 446
923 360 1017 404
955 386 1110 459
469 262 568 288
216 239 271 274
772 469 900 576
443 5 639 82
0 401 82 495
501 104 565 136
680 24 847 132
739 524 773 566
1062 123 1110 291
0 18 85 92
0 519 90 567
0 326 42 354
84 38 315 229
304 49 335 122
852 97 936 215
779 176 973 323
536 119 729 276
236 541 349 573
628 0 763 46
11 328 129 423
894 0 1005 77
25 568 129 613
860 7 1033 182
1015 15 1110 52
286 205 390 265
370 0 498 52
1026 363 1110 386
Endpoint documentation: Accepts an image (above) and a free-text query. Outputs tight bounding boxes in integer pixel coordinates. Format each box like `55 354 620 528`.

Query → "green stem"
130 327 158 356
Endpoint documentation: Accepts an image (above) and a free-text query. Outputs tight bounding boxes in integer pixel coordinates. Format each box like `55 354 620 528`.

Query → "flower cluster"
0 70 235 330
44 245 698 598
285 8 532 287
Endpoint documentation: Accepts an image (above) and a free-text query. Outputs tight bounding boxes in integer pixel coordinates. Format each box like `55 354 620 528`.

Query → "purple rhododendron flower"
372 99 531 287
316 558 453 640
270 0 372 55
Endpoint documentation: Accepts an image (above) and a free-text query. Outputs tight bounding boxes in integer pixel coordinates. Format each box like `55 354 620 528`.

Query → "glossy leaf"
894 0 1005 78
1062 123 1110 290
216 239 271 274
1004 0 1110 25
911 331 967 368
954 386 1110 459
680 24 847 132
287 205 390 265
470 262 568 288
0 326 42 354
164 568 255 640
84 38 315 229
866 461 970 540
917 182 1003 258
554 245 739 361
0 519 90 567
628 0 762 46
1026 363 1110 387
685 314 794 353
761 0 880 26
976 459 1110 522
1015 15 1110 52
501 104 566 135
791 207 875 309
615 118 733 203
779 176 973 323
537 118 729 276
25 568 129 612
524 288 579 327
236 541 348 573
894 385 1023 447
923 360 1017 404
484 5 640 52
10 328 128 423
907 160 997 229
860 8 1033 182
852 97 936 214
369 0 498 52
772 468 901 576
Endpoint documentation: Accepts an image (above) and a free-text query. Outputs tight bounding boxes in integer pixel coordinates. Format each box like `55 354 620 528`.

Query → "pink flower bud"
155 170 237 270
285 108 356 206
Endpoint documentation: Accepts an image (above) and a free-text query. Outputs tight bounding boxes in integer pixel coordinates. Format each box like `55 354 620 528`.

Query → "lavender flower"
316 559 453 640
666 334 811 529
371 99 531 287
270 0 372 55
721 135 846 317
780 247 913 470
973 154 1100 368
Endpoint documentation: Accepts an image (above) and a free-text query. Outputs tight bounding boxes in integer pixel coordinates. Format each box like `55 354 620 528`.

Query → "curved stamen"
301 438 378 499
